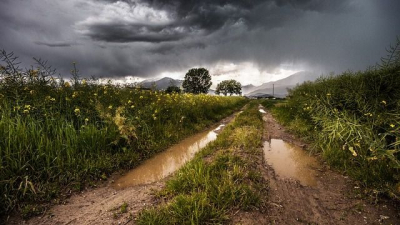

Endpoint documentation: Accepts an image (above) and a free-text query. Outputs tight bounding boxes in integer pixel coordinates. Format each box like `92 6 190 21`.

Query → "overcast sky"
1 0 399 85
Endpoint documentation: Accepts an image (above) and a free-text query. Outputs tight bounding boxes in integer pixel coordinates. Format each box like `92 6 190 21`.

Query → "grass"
137 102 268 224
0 51 248 216
260 38 400 201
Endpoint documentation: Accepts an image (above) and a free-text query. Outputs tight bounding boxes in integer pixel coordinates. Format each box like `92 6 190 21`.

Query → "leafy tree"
165 85 181 93
215 80 242 96
182 68 212 94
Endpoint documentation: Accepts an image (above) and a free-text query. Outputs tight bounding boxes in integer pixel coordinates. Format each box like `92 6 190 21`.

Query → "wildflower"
390 124 395 128
349 146 357 157
72 92 78 98
140 96 143 99
64 82 71 88
23 109 29 114
381 100 387 105
153 116 157 120
130 105 135 109
24 105 31 109
128 100 132 104
74 108 80 115
326 93 331 96
82 79 87 85
65 97 71 101
30 90 35 95
85 118 89 123
50 98 56 102
94 93 98 97
108 105 113 109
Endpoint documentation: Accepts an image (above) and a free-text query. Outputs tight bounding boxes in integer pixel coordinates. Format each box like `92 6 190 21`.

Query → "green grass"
260 39 400 200
0 52 248 216
137 102 268 224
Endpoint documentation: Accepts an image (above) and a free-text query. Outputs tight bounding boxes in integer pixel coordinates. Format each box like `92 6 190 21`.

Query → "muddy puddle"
263 139 320 186
114 125 223 189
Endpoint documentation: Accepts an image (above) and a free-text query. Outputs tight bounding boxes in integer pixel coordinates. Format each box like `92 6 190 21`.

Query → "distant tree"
165 85 181 93
182 68 212 94
215 80 242 96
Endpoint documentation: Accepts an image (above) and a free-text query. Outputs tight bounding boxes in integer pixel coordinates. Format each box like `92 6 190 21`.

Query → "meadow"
0 51 247 216
262 40 400 200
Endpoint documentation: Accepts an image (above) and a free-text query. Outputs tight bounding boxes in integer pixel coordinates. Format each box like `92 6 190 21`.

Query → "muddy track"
259 105 400 225
7 112 240 225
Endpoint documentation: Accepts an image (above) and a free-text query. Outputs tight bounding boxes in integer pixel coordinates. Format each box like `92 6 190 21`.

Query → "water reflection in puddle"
263 139 319 186
113 126 222 189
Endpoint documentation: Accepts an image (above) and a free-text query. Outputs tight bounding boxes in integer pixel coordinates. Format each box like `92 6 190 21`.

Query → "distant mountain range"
245 71 321 97
140 77 183 90
139 71 321 97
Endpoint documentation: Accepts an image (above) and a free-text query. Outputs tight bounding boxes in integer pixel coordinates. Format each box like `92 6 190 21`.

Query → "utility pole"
272 84 274 97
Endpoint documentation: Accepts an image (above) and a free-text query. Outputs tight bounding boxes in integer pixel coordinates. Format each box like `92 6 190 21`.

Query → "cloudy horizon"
1 0 399 85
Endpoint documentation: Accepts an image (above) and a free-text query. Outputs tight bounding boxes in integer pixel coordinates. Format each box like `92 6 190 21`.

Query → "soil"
6 106 400 225
257 105 400 225
5 112 239 225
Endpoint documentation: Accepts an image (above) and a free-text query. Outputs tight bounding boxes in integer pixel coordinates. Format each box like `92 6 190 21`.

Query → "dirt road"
7 113 238 225
259 105 399 225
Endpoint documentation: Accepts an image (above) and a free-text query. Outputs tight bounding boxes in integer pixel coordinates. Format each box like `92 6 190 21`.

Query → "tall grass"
0 51 247 216
265 38 400 200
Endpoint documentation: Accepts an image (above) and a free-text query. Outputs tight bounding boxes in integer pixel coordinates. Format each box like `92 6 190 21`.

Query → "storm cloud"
0 0 399 84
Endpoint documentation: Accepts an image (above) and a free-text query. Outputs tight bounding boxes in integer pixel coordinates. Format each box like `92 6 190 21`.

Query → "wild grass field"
0 51 247 216
262 39 400 200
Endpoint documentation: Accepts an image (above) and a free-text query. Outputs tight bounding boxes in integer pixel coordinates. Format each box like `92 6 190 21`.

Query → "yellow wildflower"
381 100 387 105
390 124 395 128
23 109 29 114
64 82 71 88
85 118 89 123
74 108 80 115
82 79 87 85
108 105 113 109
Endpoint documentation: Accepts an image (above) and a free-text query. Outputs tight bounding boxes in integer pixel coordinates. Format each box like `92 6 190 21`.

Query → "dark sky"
1 0 400 85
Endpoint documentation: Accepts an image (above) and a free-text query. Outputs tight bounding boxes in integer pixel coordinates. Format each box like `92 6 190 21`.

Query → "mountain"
247 71 321 97
140 77 183 90
242 84 259 94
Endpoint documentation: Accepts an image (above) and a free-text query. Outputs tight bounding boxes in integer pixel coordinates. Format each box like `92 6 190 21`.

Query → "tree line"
168 67 242 96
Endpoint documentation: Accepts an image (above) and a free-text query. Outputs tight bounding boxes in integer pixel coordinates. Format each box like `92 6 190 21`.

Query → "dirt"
6 112 240 225
258 105 400 225
6 106 399 225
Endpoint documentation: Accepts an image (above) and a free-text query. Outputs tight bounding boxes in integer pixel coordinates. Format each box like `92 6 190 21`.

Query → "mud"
259 105 400 225
6 112 239 225
114 125 221 189
263 139 320 186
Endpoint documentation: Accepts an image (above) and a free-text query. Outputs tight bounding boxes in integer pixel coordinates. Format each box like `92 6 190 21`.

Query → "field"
0 52 247 216
262 42 400 200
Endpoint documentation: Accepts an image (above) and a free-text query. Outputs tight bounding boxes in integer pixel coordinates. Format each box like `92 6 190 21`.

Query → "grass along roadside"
137 102 268 224
0 51 248 217
260 40 400 201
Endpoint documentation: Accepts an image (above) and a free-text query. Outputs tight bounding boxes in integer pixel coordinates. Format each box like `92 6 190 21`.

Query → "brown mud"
6 113 238 225
259 105 400 225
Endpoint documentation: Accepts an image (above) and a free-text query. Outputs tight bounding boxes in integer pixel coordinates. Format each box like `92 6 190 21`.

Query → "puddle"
113 125 223 189
259 109 267 114
263 139 319 186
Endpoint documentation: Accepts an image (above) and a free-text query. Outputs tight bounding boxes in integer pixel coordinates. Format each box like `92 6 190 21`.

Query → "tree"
215 80 242 96
165 85 181 93
182 68 212 94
